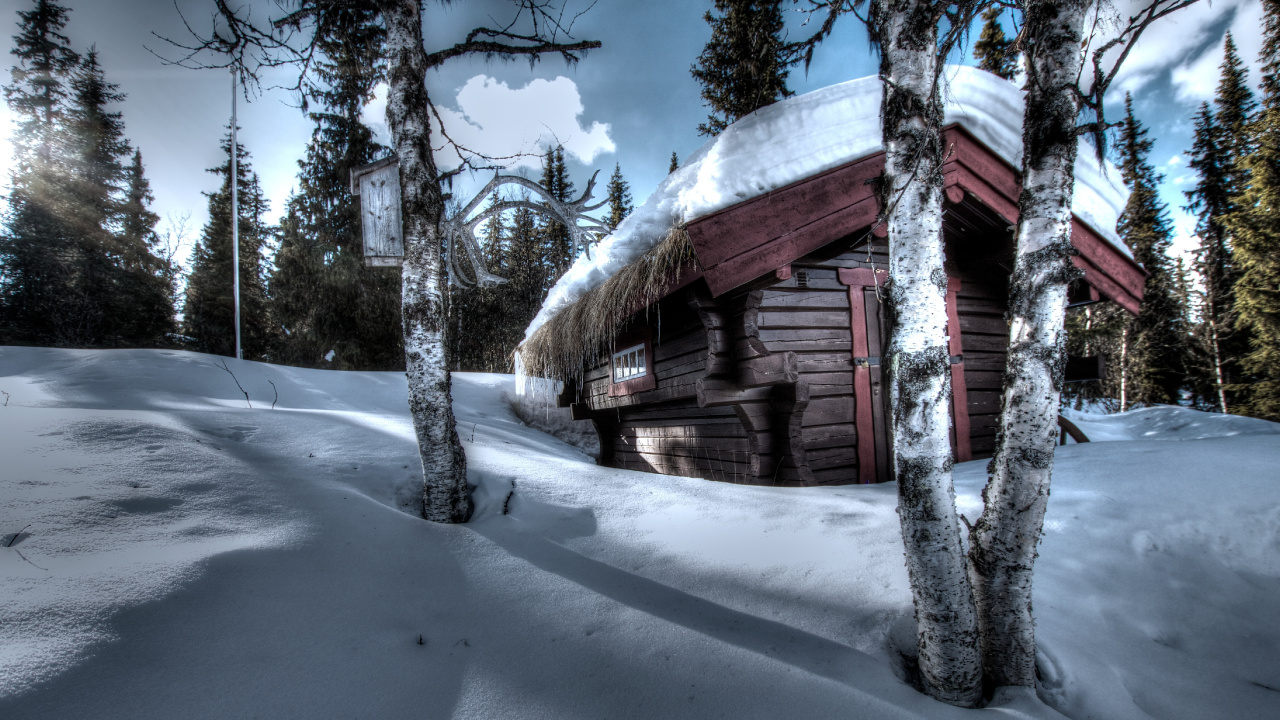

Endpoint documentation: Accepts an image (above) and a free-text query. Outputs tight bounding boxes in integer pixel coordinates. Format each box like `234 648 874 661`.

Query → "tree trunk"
967 0 1088 689
383 0 471 523
872 0 982 706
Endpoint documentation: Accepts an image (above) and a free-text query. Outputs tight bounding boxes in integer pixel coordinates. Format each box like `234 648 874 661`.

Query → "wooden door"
838 268 890 483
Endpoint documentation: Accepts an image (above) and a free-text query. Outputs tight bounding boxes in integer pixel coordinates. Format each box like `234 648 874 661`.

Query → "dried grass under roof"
520 225 696 380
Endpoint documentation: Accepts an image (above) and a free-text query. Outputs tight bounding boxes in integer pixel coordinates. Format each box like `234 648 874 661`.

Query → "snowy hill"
2 348 1278 719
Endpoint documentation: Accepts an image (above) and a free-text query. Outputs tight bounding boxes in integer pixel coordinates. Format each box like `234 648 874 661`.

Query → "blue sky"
0 0 1270 269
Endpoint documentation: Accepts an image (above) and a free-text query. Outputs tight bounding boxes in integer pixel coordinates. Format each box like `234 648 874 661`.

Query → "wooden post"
839 267 887 484
946 278 972 463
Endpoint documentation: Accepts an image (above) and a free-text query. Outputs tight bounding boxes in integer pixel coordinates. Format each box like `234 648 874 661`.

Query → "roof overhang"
685 124 1145 313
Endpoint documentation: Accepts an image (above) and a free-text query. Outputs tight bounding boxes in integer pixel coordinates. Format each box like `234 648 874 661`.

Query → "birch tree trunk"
383 0 471 523
967 0 1089 688
872 0 982 706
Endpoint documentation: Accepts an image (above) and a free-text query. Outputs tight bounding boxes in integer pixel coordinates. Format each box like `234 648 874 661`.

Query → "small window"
612 343 647 383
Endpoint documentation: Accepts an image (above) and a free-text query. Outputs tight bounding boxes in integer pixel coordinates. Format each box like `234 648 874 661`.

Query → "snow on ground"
1 348 1278 719
525 66 1130 341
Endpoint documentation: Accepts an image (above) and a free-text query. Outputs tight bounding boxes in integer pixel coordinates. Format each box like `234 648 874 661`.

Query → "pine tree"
112 148 174 345
538 145 575 285
0 0 79 344
668 151 679 173
1227 0 1280 420
690 0 793 136
62 49 133 345
1184 102 1237 410
269 5 402 370
1116 94 1187 407
183 134 275 359
505 203 544 337
972 6 1019 80
605 162 633 231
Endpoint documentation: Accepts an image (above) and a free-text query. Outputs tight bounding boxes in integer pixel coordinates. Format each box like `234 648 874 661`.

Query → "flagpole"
231 68 242 360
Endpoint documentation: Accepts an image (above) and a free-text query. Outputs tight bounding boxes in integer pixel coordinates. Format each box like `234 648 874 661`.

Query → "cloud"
361 75 614 172
1166 154 1183 166
1170 0 1265 103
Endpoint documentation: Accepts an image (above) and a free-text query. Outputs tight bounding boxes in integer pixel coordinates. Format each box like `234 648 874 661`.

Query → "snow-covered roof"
524 65 1131 342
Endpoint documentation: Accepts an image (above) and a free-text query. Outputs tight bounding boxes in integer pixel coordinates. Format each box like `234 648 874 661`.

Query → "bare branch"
1077 0 1202 161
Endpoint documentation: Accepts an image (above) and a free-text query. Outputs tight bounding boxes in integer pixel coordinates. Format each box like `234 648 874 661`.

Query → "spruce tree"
269 5 401 370
116 148 175 345
972 6 1019 80
1226 0 1280 420
0 0 78 344
505 203 544 340
183 134 275 359
669 151 679 173
63 49 132 345
605 162 633 231
1116 95 1187 407
690 0 793 136
538 145 575 285
1184 102 1238 410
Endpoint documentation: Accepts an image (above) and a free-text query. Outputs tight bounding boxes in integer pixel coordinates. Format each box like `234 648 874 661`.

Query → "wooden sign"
350 156 403 267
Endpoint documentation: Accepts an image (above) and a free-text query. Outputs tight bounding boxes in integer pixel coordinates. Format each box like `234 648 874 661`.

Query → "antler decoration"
443 170 610 288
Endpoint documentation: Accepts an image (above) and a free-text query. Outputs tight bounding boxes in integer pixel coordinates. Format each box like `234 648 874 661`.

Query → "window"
612 343 647 383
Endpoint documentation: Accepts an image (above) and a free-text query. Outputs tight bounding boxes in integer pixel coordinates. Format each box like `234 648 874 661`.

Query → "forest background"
1 0 1278 419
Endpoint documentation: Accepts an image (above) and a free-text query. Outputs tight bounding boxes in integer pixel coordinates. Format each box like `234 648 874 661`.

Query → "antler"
443 169 610 288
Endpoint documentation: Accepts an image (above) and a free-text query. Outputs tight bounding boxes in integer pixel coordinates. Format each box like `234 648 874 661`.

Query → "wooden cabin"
521 124 1144 487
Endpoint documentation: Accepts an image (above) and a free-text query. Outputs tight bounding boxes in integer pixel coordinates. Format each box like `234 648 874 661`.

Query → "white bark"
873 0 982 706
967 0 1089 689
383 0 471 523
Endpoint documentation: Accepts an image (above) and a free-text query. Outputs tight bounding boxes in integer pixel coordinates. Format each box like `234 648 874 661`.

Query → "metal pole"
231 68 242 360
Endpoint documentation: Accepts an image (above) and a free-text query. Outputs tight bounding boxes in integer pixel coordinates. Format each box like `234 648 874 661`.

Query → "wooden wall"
568 199 1017 484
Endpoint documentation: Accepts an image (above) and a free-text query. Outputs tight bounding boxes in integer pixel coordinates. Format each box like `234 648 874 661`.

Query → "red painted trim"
946 278 973 463
839 267 887 484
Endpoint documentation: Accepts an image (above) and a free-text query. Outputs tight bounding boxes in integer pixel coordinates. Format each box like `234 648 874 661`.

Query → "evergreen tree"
1184 102 1238 410
0 0 78 344
604 162 633 231
690 0 793 136
450 196 511 372
115 148 175 344
269 5 402 370
505 203 544 338
538 145 575 285
1226 0 1280 420
1116 95 1187 407
1216 33 1257 181
972 6 1019 81
669 151 679 173
62 48 131 345
183 133 275 359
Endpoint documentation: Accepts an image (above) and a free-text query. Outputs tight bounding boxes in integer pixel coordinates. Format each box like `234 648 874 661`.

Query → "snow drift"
2 348 1278 719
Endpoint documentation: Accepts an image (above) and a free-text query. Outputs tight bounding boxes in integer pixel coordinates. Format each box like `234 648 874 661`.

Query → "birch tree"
163 0 599 523
968 0 1200 689
790 0 987 706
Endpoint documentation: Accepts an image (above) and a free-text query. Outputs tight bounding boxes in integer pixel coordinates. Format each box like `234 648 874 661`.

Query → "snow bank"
524 65 1131 342
4 348 1278 719
1062 404 1280 443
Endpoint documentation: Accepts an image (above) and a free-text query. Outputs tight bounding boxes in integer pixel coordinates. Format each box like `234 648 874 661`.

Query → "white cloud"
1167 154 1183 166
1171 0 1265 103
361 75 614 172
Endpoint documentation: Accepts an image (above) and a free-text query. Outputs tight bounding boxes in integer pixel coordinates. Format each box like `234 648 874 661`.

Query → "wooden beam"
946 278 973 463
839 267 886 484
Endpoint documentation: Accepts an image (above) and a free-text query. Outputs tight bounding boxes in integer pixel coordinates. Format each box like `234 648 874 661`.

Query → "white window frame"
612 343 647 383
